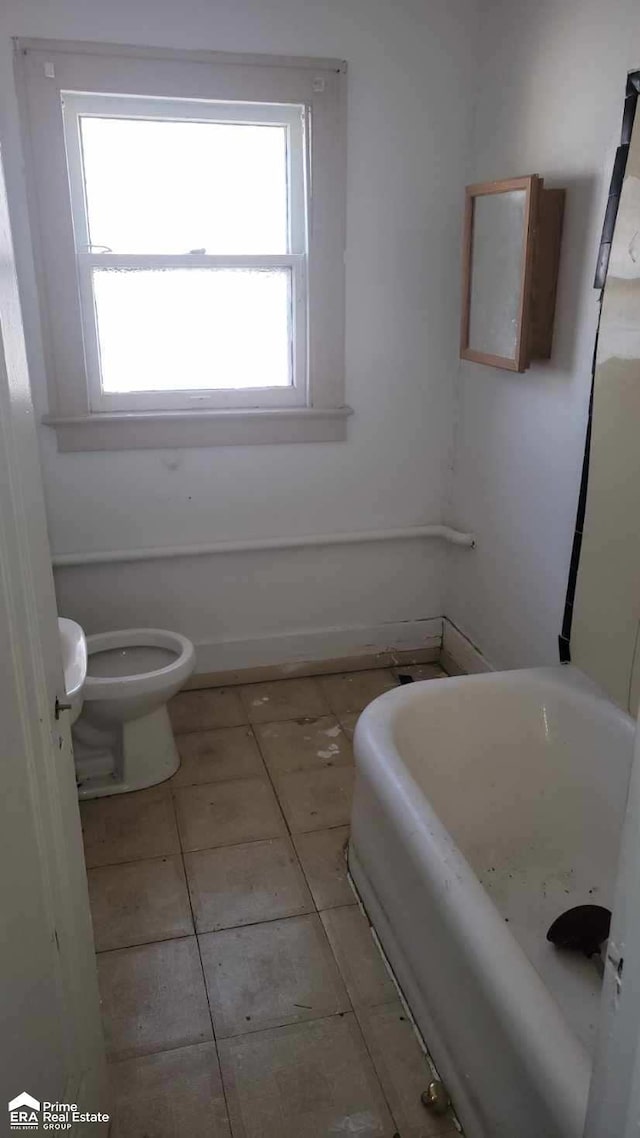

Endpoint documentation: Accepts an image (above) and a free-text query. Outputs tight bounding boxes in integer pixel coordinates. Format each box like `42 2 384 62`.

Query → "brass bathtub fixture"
421 1081 450 1115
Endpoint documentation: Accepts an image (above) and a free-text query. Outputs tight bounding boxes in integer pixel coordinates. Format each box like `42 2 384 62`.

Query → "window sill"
42 405 353 452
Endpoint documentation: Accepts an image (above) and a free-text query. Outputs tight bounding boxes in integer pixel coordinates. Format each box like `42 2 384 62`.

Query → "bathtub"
348 665 634 1138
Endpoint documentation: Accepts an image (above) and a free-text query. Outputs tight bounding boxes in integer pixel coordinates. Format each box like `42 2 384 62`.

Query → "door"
0 142 108 1130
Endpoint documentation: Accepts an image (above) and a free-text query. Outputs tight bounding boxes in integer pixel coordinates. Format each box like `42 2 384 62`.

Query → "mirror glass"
468 189 527 359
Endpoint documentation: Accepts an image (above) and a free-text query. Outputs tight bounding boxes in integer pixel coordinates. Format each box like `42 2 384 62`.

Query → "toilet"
73 628 195 799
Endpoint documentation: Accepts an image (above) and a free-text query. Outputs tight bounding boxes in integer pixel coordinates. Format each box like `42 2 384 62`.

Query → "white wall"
446 0 640 671
0 0 477 671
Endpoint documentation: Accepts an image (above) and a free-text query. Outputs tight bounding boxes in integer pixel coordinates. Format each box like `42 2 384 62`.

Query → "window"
17 42 349 449
64 96 307 411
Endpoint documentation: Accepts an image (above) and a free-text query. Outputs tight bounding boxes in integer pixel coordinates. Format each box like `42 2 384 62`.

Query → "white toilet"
72 627 195 799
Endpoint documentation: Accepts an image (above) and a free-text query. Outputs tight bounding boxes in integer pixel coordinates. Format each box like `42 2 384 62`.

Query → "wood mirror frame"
460 174 565 373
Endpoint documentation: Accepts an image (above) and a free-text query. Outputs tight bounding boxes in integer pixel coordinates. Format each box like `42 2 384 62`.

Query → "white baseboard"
186 615 492 688
188 617 443 686
441 618 493 676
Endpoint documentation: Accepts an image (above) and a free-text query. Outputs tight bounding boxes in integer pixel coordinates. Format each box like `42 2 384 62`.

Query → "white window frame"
15 40 350 450
63 93 308 413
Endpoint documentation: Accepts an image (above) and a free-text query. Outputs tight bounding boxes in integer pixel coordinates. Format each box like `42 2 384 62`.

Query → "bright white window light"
79 117 289 255
93 267 292 392
62 93 307 409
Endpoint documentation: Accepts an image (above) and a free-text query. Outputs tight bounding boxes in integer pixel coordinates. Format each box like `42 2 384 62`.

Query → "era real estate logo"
8 1093 109 1131
8 1095 40 1130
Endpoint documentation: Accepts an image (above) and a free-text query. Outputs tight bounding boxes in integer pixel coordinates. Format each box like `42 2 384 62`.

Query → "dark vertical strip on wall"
558 343 596 663
559 69 640 663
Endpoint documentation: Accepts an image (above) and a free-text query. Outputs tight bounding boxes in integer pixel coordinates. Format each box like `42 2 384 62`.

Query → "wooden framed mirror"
460 174 564 372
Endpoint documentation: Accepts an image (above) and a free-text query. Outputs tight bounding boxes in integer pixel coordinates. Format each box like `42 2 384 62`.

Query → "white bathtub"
349 665 634 1138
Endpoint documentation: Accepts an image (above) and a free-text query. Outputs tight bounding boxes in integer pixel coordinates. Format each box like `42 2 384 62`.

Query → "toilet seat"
84 628 195 701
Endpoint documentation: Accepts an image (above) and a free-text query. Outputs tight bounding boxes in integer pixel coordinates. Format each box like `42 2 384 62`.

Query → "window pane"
80 115 289 254
92 268 292 392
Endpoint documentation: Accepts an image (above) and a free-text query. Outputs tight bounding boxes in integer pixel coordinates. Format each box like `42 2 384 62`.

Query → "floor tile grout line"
250 720 354 779
350 999 424 1135
96 932 198 959
86 850 187 873
88 832 294 875
250 718 357 922
95 893 355 956
104 984 431 1134
106 1037 223 1068
233 722 364 1032
169 714 331 1131
343 1003 406 1135
174 825 237 1135
238 673 332 725
93 896 357 955
249 722 354 844
250 721 305 848
170 764 272 802
171 719 250 738
85 820 352 872
214 1006 397 1138
172 678 348 732
213 1004 357 1044
247 721 350 921
194 901 317 938
170 743 354 791
213 1009 404 1134
169 667 407 728
107 1015 433 1138
95 929 194 956
280 687 413 1138
170 723 248 737
170 746 288 857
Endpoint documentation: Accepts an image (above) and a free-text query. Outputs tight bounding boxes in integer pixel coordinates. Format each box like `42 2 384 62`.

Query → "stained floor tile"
174 776 286 852
97 937 212 1060
218 1013 396 1138
319 669 398 714
170 726 264 786
356 1002 459 1135
169 687 246 734
320 906 397 1009
110 1042 231 1138
87 855 193 952
275 765 354 832
87 663 461 1136
199 913 350 1037
80 788 180 869
254 715 352 776
338 711 360 740
239 677 329 724
293 826 354 909
185 837 313 932
392 663 447 682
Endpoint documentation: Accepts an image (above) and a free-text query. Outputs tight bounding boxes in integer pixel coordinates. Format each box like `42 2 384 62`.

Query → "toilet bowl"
73 628 195 799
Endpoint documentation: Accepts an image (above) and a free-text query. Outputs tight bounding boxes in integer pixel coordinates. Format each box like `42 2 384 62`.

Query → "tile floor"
80 663 459 1137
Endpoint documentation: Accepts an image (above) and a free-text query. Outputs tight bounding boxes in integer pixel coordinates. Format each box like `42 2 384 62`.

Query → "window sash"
62 92 309 410
77 253 308 411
